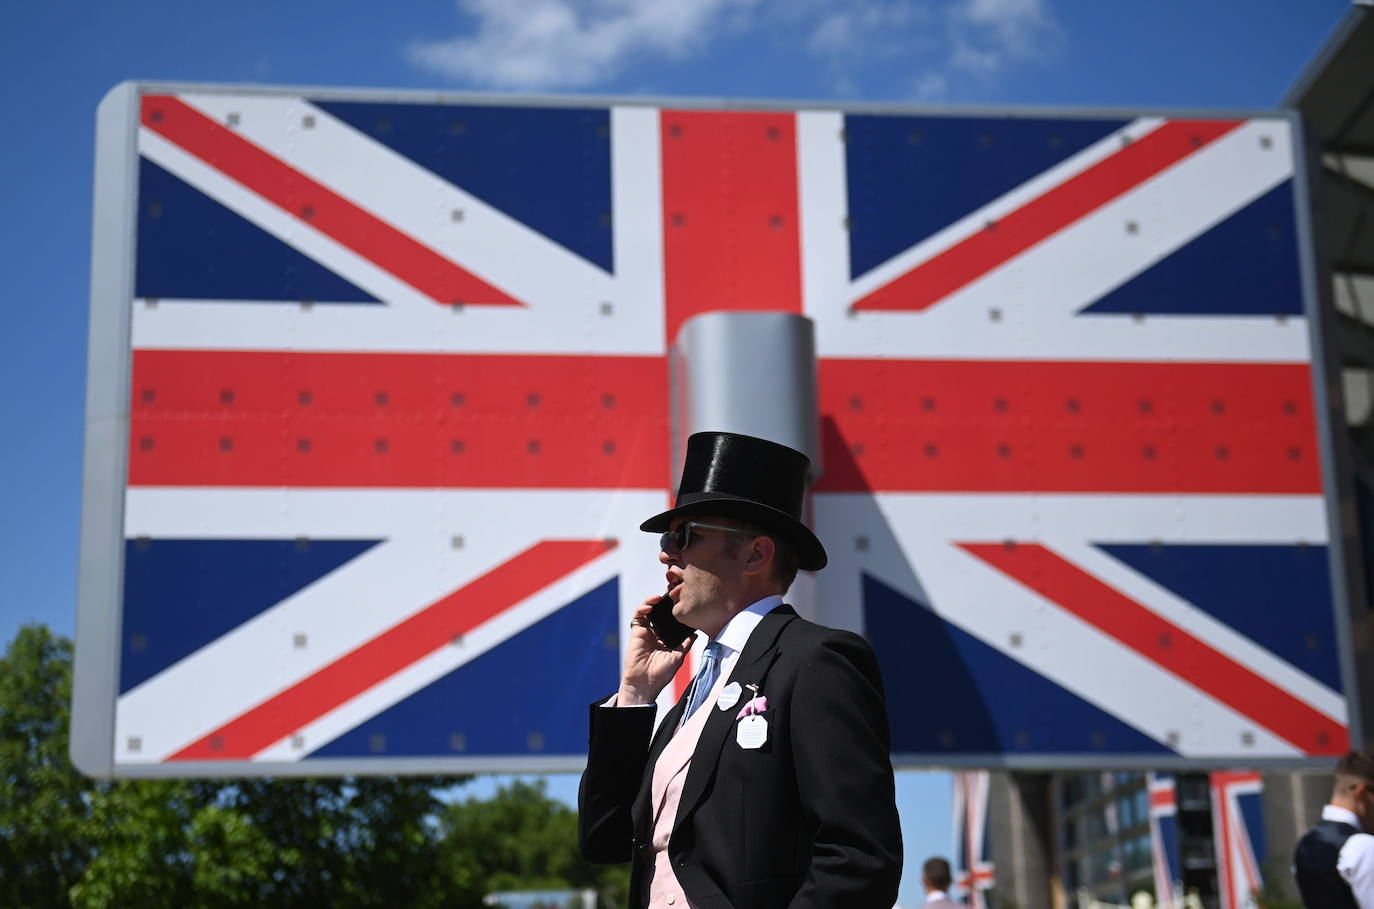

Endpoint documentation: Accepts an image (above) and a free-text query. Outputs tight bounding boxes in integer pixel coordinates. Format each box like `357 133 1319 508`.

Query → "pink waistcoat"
644 670 731 908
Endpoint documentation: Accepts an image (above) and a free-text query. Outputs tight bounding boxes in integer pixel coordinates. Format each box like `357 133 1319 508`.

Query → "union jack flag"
1147 772 1182 907
104 86 1346 771
1211 771 1266 909
952 771 996 907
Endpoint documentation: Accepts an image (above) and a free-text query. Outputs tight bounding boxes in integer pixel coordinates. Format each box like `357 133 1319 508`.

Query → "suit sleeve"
788 632 903 909
577 697 659 864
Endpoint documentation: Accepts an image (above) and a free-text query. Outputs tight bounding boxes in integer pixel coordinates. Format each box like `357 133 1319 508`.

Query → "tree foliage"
0 624 628 908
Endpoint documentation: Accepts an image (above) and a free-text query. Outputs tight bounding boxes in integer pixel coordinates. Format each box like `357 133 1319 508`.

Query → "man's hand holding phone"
617 594 696 706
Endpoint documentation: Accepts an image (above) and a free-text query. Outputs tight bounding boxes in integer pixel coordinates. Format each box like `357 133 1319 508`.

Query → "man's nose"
658 547 672 565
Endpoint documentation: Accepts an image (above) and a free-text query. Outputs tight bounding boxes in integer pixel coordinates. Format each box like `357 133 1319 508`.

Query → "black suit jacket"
578 605 903 909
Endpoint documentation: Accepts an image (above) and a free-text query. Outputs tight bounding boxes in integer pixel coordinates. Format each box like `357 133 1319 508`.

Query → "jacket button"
665 896 676 905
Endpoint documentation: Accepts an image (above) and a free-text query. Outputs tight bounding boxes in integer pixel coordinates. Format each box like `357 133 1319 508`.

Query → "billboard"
73 82 1353 776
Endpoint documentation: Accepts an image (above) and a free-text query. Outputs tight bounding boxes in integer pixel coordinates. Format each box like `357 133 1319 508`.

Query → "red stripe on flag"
140 95 520 307
168 539 615 761
961 542 1347 756
854 120 1244 312
129 350 668 488
660 110 802 345
815 358 1321 494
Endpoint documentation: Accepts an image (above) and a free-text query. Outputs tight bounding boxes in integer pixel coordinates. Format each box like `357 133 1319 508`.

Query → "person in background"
919 856 957 908
1294 750 1374 908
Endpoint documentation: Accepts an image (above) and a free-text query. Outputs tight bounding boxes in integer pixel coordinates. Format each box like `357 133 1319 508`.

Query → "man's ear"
741 534 775 577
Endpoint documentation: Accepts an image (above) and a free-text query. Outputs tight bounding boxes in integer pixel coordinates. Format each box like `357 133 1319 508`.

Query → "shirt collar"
712 594 784 655
1324 804 1363 830
926 893 949 903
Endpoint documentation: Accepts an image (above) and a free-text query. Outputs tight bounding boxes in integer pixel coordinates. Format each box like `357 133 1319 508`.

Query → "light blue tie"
680 642 724 726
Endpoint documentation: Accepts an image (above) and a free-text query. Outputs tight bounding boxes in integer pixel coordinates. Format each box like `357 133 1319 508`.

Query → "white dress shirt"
1324 804 1374 908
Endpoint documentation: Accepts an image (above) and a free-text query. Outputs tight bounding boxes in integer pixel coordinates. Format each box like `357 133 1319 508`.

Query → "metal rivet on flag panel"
370 734 386 753
599 302 614 316
938 731 956 748
128 737 142 753
602 441 615 455
450 634 463 648
302 115 314 129
220 389 234 405
449 734 465 752
375 391 388 406
294 537 309 552
451 536 463 550
1010 633 1023 648
925 444 939 458
856 536 869 552
293 634 306 649
130 634 147 653
226 113 239 127
451 209 464 222
1126 221 1139 235
210 736 223 752
146 200 162 217
1242 732 1255 746
297 439 310 453
528 733 544 751
988 308 1002 322
291 736 304 750
218 437 232 452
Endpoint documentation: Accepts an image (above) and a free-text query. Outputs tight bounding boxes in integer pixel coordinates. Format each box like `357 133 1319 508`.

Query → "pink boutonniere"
735 695 768 719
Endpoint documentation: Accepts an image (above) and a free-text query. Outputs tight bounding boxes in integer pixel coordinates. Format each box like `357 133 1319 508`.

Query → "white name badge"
717 682 742 711
736 715 768 749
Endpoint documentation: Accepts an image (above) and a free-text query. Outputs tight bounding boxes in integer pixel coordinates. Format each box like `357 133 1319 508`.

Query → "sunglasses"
660 521 748 553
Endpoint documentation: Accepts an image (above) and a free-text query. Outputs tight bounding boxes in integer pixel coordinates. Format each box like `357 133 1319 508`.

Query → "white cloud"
406 0 1062 98
408 0 752 90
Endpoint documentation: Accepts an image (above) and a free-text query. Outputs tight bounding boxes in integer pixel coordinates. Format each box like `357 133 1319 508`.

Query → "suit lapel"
672 605 797 830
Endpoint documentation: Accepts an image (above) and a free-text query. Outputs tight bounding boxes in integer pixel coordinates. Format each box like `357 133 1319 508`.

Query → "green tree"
0 625 93 908
437 779 629 908
2 626 616 908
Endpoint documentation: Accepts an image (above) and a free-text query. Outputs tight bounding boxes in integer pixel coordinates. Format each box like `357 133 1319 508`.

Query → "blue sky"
0 0 1356 905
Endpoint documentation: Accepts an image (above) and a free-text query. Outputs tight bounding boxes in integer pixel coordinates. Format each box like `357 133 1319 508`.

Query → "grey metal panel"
1283 3 1374 150
71 82 141 778
120 77 1287 125
671 312 821 482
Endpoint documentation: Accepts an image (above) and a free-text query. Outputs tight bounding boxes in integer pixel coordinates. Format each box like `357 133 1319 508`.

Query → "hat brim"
639 493 828 571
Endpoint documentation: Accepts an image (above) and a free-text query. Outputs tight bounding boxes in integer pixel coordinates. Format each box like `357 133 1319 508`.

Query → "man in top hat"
579 431 903 909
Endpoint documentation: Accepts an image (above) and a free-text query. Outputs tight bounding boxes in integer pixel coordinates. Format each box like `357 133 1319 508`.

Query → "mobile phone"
648 594 695 649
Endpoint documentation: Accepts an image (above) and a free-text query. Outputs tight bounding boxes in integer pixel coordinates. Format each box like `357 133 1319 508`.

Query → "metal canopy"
1285 3 1374 278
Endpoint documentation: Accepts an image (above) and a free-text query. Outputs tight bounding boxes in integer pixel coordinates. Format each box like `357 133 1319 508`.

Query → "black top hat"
639 431 827 571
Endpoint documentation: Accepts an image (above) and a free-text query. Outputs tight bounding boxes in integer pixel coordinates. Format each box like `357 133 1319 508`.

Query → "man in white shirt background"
1294 750 1374 908
919 856 957 908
